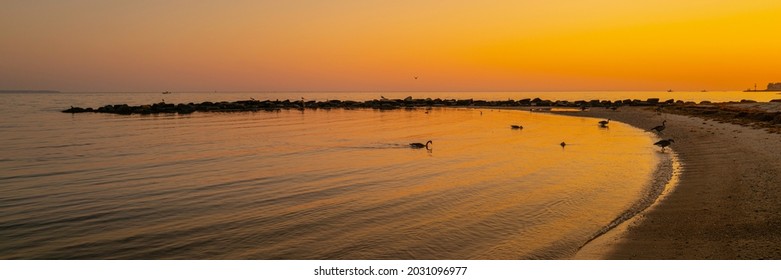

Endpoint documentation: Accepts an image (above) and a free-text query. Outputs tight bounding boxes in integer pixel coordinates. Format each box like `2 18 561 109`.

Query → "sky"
1 0 780 92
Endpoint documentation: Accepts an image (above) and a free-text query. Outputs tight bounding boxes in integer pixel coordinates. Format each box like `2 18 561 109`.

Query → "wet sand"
553 105 781 259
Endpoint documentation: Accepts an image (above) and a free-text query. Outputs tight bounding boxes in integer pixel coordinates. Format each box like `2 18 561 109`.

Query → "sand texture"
554 105 781 259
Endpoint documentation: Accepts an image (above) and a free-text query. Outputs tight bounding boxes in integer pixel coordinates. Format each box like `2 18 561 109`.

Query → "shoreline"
574 147 680 259
552 106 781 259
56 97 781 259
498 106 678 259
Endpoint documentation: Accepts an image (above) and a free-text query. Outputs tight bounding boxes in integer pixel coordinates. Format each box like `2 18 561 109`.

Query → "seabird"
654 139 674 151
649 120 667 133
560 142 566 147
511 125 523 129
599 119 610 126
410 140 433 150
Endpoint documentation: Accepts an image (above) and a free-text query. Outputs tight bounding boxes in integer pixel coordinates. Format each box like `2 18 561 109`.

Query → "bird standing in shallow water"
410 140 432 150
654 139 674 151
560 142 566 148
598 119 610 126
649 120 667 133
511 125 523 129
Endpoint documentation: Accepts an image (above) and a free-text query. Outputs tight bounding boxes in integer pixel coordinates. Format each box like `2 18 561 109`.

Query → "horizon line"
1 89 747 94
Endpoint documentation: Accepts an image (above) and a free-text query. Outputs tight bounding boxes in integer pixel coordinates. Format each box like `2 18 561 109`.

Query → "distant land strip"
0 90 61 93
742 89 781 92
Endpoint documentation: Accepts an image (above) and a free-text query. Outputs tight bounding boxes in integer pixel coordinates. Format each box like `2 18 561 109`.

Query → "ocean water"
0 91 725 259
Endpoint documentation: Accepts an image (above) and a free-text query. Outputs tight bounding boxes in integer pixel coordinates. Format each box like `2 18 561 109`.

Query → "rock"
62 106 89 113
773 114 781 124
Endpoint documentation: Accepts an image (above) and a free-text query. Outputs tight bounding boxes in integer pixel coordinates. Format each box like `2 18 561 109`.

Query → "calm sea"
0 91 768 259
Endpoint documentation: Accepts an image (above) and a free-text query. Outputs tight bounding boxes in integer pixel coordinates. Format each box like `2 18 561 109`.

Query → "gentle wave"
0 94 670 259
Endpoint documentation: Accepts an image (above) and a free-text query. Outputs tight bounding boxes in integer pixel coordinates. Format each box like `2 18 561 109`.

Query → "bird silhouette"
648 120 667 133
511 125 523 129
410 140 433 150
654 139 674 151
560 142 566 148
598 119 610 126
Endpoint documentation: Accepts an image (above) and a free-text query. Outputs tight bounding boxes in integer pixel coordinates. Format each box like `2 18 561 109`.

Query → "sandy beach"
552 105 781 259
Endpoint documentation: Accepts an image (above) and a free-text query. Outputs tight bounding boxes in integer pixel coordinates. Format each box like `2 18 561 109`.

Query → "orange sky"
1 1 779 92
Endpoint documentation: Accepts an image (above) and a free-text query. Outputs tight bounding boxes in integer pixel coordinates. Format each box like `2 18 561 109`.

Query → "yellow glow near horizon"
1 1 779 91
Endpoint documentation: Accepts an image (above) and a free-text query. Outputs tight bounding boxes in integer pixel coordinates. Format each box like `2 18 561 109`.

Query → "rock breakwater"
63 97 677 115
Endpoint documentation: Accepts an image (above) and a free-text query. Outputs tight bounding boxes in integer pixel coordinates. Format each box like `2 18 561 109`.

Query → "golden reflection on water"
234 108 659 259
0 106 660 259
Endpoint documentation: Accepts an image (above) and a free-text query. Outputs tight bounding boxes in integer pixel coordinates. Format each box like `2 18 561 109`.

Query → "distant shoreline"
558 105 781 259
0 90 60 93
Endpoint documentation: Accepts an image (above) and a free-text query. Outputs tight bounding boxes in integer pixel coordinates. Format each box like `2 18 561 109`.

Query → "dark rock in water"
176 104 195 114
455 99 473 106
740 99 757 103
646 98 660 104
63 95 667 116
770 99 781 103
63 106 91 113
537 100 552 106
